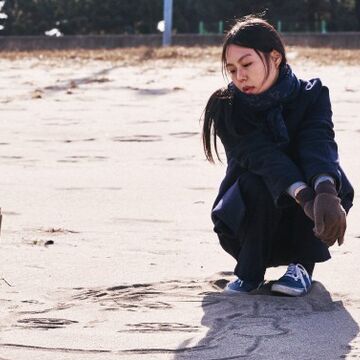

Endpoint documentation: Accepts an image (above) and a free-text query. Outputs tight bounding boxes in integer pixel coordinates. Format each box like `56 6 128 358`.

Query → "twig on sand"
0 277 13 287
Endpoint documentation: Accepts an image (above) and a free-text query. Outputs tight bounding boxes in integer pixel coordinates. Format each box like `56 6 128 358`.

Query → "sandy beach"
0 47 359 359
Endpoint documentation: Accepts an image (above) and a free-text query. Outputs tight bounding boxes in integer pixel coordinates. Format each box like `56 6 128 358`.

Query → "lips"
242 86 255 94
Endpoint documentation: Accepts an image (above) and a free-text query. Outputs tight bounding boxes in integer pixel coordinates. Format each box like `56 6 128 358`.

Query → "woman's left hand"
313 192 347 246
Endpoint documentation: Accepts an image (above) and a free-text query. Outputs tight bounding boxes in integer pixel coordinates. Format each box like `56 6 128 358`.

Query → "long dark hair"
202 15 287 163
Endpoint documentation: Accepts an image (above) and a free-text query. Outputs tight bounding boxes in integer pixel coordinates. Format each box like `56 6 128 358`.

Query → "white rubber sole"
223 287 250 294
271 283 308 296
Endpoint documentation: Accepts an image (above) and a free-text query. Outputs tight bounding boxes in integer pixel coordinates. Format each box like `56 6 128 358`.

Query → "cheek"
250 64 264 82
230 72 236 80
257 72 276 93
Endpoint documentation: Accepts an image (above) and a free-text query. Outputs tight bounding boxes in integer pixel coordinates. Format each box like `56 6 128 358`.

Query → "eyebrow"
226 53 252 67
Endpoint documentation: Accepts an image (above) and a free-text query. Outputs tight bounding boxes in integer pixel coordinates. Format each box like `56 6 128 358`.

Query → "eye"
243 63 252 68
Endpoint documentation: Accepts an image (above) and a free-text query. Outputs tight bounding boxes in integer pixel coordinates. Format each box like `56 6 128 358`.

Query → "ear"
270 50 282 68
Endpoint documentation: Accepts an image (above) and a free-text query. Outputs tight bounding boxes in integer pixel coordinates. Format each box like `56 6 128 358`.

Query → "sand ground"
0 49 359 359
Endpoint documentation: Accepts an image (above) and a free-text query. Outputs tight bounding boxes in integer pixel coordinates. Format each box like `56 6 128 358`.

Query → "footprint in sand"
169 131 199 138
112 135 162 142
17 317 78 329
120 322 202 333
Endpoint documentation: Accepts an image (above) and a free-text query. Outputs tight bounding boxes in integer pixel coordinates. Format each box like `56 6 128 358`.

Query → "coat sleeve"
223 130 305 207
295 85 342 191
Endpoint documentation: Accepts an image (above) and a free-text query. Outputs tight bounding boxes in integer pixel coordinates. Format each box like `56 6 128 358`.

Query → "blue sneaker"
271 263 312 296
224 278 263 294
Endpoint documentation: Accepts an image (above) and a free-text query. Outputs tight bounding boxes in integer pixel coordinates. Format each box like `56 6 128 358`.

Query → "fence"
0 33 360 51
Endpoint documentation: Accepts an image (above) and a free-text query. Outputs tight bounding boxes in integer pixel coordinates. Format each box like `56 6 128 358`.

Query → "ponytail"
202 88 232 163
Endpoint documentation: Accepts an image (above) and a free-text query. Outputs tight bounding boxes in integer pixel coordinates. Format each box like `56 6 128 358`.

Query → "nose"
236 68 247 82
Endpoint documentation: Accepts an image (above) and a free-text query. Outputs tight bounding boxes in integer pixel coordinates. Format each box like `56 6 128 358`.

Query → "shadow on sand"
174 276 359 360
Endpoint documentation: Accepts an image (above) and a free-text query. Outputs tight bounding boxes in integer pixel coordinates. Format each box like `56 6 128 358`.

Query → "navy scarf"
229 64 301 145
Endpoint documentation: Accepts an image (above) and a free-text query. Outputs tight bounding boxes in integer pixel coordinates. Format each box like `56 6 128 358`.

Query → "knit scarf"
229 64 301 145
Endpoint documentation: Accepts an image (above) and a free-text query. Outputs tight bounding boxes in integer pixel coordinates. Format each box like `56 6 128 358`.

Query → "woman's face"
225 45 282 95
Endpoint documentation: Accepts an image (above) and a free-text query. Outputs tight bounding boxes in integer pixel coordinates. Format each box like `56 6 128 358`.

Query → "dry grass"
0 46 219 64
0 46 359 65
288 46 360 65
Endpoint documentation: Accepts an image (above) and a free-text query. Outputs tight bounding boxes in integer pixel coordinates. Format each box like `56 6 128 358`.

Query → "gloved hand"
313 180 347 247
295 186 315 221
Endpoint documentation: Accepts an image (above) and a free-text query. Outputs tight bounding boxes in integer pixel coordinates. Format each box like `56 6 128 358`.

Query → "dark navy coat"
212 79 354 239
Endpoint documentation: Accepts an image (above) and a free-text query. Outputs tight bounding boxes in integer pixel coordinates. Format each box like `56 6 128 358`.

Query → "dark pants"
218 173 330 283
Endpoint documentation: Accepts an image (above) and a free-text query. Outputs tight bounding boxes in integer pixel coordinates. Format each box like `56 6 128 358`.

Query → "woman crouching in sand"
202 16 354 296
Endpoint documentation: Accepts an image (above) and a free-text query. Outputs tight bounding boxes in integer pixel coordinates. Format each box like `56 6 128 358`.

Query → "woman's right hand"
295 186 315 221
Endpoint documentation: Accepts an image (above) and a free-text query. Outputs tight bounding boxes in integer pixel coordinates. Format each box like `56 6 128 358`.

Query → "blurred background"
0 0 359 36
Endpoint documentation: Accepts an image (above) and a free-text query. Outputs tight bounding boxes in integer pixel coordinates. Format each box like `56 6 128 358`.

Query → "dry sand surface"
0 47 359 359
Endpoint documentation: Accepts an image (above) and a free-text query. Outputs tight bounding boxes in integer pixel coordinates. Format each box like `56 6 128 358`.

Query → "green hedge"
1 0 359 35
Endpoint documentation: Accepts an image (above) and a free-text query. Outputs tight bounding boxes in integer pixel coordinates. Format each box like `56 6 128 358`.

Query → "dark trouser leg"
300 262 315 277
270 202 330 277
233 173 283 283
290 205 330 277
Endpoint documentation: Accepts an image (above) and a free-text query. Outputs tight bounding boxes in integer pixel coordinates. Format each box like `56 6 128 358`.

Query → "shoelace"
284 263 310 291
